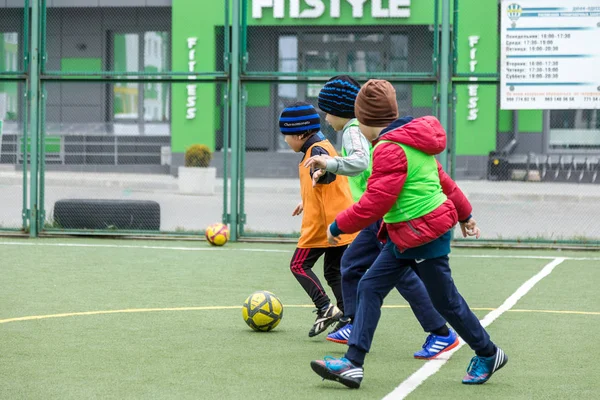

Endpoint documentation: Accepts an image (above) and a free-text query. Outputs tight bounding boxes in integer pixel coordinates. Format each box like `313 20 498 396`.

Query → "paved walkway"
0 170 598 241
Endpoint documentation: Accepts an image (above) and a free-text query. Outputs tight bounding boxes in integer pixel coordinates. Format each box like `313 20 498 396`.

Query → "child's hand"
304 154 331 170
311 169 325 187
292 202 303 216
460 218 481 239
327 224 341 245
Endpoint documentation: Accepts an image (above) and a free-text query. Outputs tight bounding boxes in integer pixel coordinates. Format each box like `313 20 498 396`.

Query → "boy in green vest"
305 75 458 359
310 79 507 389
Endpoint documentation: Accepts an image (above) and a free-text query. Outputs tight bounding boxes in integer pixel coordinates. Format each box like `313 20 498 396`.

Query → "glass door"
276 31 412 149
110 31 170 136
112 33 140 134
0 32 19 126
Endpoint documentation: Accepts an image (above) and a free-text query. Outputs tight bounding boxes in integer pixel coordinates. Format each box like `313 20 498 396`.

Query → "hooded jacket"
333 116 472 252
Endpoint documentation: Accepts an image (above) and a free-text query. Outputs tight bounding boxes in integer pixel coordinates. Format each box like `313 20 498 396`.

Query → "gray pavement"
0 170 599 241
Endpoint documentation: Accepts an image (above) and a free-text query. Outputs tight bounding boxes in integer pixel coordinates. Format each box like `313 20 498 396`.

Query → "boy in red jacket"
310 80 507 389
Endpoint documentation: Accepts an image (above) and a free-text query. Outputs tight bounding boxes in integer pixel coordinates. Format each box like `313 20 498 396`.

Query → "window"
111 31 169 134
272 30 415 149
550 110 600 149
113 33 139 121
143 32 169 123
390 34 409 72
0 32 19 122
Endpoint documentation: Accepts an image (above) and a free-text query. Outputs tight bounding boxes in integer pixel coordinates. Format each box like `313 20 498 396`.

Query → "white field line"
382 257 566 400
0 241 597 260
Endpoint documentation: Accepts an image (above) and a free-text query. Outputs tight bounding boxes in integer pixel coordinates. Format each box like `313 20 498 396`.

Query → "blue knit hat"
278 102 321 135
318 75 361 119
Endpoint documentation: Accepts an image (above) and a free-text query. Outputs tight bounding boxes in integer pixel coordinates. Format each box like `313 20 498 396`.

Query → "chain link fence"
244 26 438 77
0 3 28 231
43 2 227 76
452 78 600 244
38 81 226 234
31 1 226 236
482 105 600 243
1 0 600 246
238 81 436 237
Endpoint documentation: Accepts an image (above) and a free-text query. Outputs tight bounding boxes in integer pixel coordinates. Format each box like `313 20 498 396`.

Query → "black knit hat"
278 102 321 135
318 75 361 119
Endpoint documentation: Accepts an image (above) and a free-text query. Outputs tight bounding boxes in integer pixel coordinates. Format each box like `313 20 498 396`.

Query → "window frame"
107 29 171 136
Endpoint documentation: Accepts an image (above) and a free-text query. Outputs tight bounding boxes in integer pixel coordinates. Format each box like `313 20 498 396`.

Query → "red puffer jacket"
335 116 472 251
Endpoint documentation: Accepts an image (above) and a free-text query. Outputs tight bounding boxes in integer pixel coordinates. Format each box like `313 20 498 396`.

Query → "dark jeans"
346 242 494 366
341 221 446 332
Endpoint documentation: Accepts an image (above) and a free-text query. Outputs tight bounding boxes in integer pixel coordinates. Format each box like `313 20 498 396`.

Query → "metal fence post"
229 0 241 241
222 0 231 226
439 0 451 171
29 0 41 237
39 86 46 227
238 86 247 236
21 0 31 231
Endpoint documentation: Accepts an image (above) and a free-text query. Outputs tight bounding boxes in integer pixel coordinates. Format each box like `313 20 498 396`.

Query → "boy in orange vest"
280 102 357 337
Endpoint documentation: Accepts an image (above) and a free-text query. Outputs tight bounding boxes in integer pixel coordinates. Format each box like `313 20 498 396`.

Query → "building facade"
0 0 598 178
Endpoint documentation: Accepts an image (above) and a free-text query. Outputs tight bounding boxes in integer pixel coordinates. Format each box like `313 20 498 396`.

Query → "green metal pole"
21 0 31 230
39 86 46 228
222 86 230 225
238 87 247 236
451 84 457 180
432 0 439 76
23 0 30 71
439 0 451 171
452 0 459 74
29 0 41 237
221 0 230 225
229 0 241 241
241 0 248 72
40 0 47 74
21 81 29 230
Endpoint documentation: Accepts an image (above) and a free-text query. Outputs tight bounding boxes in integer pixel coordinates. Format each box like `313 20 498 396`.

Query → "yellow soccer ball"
205 223 230 246
242 291 283 332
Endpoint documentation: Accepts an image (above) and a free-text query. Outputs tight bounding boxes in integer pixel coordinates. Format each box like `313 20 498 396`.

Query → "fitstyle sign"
252 0 411 19
500 0 600 110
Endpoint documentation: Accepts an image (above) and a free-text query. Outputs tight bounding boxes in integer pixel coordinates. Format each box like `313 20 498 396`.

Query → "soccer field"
1 239 599 399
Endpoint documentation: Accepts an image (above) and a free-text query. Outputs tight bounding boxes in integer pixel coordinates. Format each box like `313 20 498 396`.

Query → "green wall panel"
518 110 543 133
171 0 222 153
455 0 498 75
411 84 434 108
455 84 497 156
61 58 102 72
498 109 513 133
246 83 271 107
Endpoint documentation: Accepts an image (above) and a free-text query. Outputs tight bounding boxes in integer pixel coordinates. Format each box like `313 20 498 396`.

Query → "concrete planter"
178 166 216 195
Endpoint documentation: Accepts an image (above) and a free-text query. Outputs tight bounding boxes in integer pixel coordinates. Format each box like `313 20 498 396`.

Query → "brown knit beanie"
355 79 399 127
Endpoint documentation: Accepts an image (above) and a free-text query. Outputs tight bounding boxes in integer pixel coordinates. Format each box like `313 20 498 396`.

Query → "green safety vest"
374 140 447 223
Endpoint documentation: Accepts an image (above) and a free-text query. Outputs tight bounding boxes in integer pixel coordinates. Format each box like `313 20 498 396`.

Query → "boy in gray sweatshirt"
304 75 455 356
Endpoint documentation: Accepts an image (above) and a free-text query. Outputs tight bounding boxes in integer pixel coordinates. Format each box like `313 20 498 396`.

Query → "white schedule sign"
500 0 600 109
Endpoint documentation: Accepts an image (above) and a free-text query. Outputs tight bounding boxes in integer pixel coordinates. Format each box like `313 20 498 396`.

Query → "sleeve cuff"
325 158 339 173
459 214 472 224
329 220 344 236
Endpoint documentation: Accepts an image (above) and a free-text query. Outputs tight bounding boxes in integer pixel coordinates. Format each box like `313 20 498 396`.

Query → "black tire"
53 199 160 231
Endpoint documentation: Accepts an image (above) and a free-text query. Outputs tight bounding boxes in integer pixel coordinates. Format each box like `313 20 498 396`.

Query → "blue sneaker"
462 347 508 384
414 329 459 359
327 323 353 344
310 356 363 389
